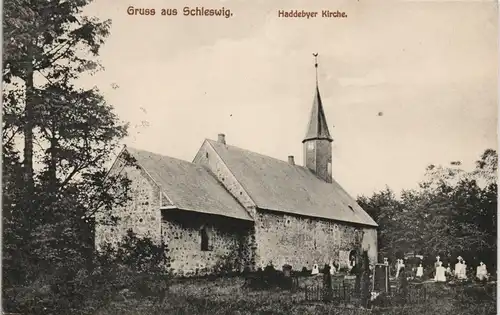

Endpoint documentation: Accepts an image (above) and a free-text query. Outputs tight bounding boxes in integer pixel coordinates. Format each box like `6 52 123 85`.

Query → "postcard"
2 0 497 313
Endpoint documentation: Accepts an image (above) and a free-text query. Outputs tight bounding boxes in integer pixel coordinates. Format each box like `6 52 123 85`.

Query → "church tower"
302 54 333 183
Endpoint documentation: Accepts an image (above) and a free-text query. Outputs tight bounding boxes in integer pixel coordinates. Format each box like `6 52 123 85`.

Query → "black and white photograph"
2 0 498 314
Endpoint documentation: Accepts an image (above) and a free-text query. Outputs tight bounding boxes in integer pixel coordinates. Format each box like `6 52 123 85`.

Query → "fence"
303 281 428 308
304 281 356 305
243 272 301 291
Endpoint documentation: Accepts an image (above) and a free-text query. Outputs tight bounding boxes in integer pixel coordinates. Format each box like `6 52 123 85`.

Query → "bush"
3 230 170 315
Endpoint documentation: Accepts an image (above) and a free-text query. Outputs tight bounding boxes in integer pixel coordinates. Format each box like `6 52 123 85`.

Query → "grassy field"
94 275 496 315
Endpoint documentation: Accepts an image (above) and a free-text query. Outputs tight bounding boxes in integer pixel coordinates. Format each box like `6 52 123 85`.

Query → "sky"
80 0 498 197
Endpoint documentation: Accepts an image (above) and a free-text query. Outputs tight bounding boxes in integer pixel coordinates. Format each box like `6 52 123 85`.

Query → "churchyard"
90 266 496 315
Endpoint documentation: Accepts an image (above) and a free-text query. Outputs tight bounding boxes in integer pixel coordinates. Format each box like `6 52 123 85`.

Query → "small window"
201 226 210 251
205 152 209 159
285 218 291 226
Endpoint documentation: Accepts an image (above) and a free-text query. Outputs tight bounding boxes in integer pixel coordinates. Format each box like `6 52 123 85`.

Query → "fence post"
343 281 347 306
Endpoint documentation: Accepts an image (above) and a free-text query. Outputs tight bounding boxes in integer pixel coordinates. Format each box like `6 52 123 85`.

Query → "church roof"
124 147 253 221
207 139 377 227
303 86 333 143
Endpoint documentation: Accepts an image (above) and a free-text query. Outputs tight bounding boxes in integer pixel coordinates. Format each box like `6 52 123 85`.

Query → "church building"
95 62 378 276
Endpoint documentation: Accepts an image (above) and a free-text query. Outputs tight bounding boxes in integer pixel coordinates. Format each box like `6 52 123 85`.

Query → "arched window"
201 226 210 251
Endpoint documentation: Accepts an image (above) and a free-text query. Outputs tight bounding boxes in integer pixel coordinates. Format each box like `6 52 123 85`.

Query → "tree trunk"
23 54 35 197
48 116 58 191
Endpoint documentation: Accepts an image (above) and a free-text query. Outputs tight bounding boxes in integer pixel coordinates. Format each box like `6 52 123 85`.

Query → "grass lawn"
94 275 496 315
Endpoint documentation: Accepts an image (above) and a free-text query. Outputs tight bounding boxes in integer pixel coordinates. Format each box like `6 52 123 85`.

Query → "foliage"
2 0 143 312
3 231 169 315
357 149 497 268
111 229 169 273
73 276 496 315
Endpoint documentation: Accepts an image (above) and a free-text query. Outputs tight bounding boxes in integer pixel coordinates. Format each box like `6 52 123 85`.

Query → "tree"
2 0 129 289
357 187 405 259
3 0 111 201
358 149 497 268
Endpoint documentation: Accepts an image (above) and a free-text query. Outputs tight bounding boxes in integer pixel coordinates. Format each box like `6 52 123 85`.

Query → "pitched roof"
207 140 377 227
303 86 333 143
124 147 253 221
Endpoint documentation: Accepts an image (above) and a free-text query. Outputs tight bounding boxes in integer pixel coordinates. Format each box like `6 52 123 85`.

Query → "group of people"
395 255 490 282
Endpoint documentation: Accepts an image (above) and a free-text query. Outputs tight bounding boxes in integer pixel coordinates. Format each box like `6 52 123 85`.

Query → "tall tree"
3 0 111 199
358 149 497 266
2 0 129 285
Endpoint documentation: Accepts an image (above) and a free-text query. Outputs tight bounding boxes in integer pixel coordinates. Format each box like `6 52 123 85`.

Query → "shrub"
3 230 170 315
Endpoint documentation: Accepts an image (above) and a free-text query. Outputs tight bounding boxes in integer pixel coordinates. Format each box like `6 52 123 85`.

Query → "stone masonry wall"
254 209 377 271
161 210 253 276
193 140 258 270
95 154 163 251
193 140 256 217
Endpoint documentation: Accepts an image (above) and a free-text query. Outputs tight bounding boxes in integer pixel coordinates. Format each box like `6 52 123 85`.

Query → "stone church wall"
161 210 253 276
254 209 377 271
95 156 163 251
193 141 257 218
95 148 378 277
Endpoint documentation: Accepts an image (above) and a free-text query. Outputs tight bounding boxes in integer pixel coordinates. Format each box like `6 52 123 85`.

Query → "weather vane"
313 53 319 84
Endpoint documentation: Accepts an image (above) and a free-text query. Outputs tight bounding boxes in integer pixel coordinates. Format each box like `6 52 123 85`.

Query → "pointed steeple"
302 54 333 143
302 54 333 183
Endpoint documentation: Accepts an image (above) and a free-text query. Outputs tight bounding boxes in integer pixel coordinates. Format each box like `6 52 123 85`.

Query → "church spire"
302 53 333 183
303 53 333 143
